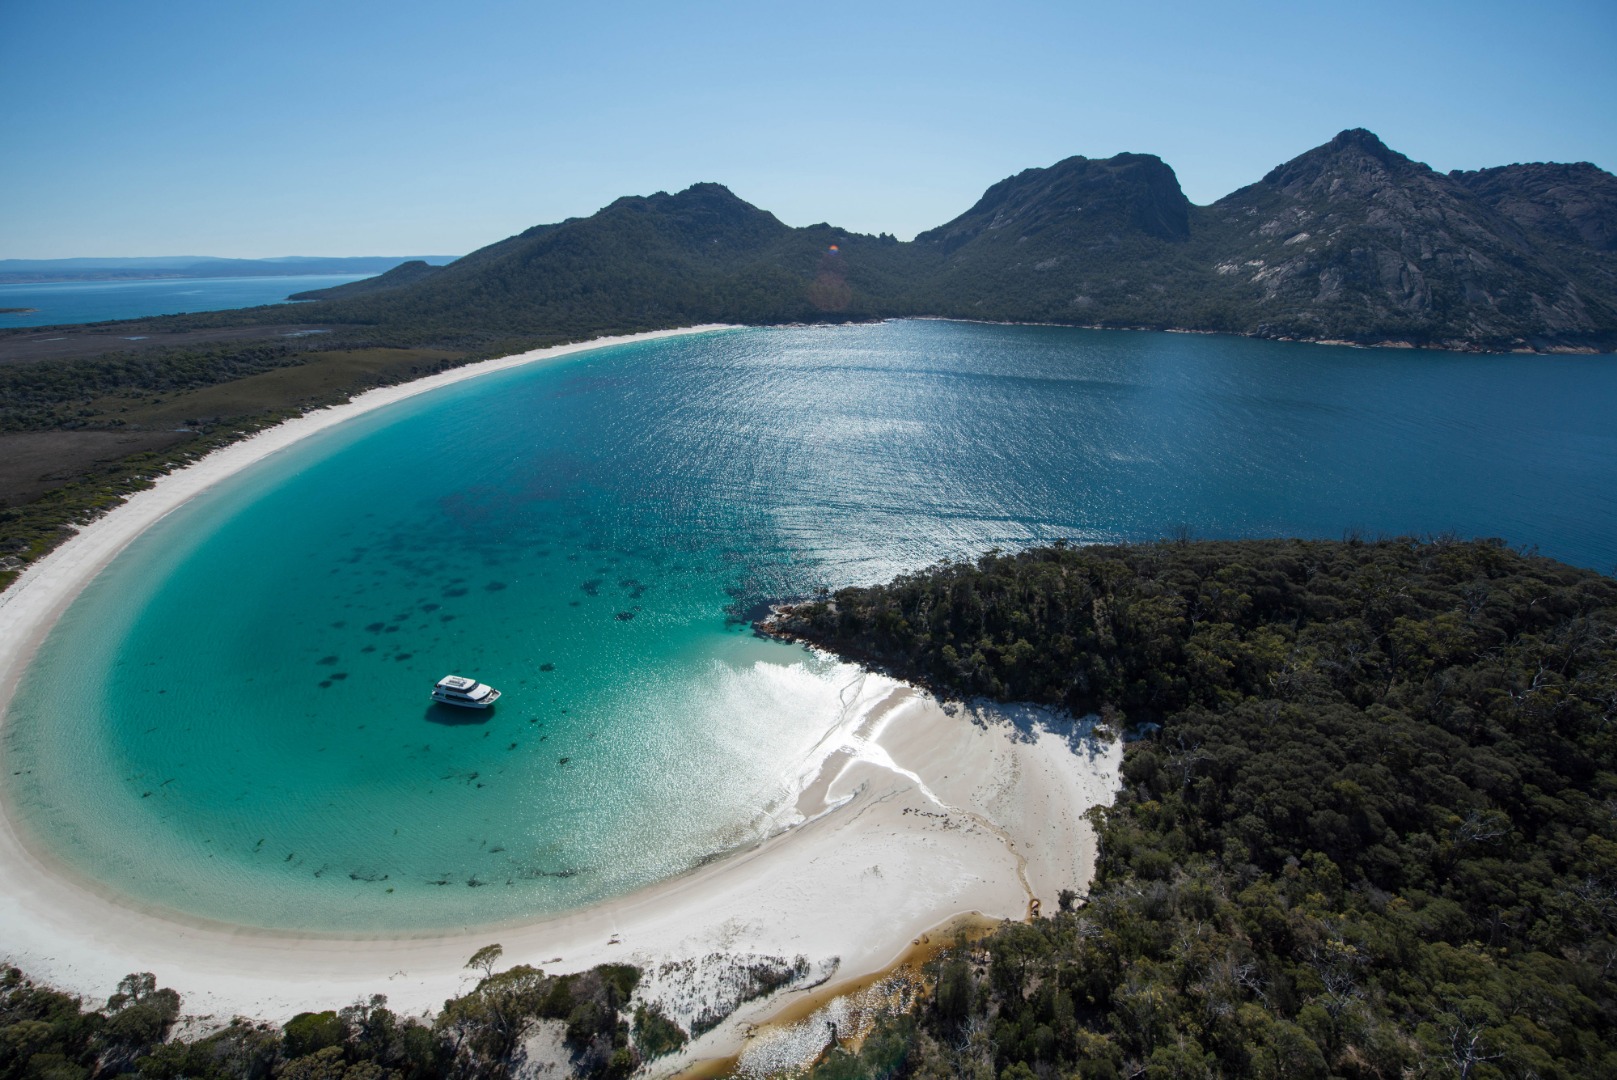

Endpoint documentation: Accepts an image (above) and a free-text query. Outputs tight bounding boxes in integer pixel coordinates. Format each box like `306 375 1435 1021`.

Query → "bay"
5 320 1615 931
0 274 369 327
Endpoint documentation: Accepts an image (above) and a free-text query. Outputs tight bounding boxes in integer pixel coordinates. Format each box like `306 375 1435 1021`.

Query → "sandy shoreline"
0 323 1122 1058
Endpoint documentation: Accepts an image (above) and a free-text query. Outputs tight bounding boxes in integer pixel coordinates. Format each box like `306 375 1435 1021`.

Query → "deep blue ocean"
5 321 1615 931
0 274 369 327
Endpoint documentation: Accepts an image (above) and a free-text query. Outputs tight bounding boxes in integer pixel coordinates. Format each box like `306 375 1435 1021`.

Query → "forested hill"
277 129 1617 352
284 182 921 341
766 538 1617 1079
285 259 444 300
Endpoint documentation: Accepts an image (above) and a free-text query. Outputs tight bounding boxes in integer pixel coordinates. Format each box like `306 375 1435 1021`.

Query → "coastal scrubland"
0 959 658 1079
0 938 836 1078
766 537 1617 1079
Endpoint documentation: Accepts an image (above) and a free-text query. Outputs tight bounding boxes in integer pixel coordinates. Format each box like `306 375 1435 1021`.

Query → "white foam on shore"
0 324 1123 1065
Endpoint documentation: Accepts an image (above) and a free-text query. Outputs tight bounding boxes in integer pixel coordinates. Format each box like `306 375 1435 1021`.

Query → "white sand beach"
0 324 1122 1060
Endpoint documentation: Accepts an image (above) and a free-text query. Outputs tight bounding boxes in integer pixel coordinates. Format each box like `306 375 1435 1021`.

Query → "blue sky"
3 0 1613 258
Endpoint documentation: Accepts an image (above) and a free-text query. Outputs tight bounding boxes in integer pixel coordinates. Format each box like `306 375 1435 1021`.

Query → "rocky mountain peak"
1260 128 1425 198
298 130 1614 353
1327 127 1400 162
916 152 1191 253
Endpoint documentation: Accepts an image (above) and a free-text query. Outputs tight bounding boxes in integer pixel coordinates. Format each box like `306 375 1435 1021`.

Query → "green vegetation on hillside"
286 188 924 340
0 344 471 433
774 537 1617 1079
287 260 445 301
98 130 1617 355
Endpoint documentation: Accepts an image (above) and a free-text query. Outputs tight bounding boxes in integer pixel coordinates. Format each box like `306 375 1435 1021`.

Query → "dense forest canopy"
771 537 1617 1080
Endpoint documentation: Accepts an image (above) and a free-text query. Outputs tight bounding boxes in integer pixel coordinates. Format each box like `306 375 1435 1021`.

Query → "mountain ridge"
268 130 1617 353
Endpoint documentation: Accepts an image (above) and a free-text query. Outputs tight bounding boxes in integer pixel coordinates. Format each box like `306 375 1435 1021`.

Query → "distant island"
0 307 39 314
0 255 459 284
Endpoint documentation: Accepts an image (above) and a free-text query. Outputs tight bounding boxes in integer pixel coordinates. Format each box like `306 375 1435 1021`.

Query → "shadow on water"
425 703 496 726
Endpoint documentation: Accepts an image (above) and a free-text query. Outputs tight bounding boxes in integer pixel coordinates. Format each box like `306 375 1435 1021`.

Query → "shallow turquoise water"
6 321 1617 931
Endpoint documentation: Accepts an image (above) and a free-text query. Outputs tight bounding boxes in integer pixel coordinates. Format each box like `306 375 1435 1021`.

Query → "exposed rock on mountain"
1198 129 1617 349
276 130 1617 352
916 152 1192 253
902 153 1215 327
1451 160 1617 313
1453 161 1617 254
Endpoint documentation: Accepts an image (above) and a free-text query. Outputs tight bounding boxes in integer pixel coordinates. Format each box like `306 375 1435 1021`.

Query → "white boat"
431 675 501 709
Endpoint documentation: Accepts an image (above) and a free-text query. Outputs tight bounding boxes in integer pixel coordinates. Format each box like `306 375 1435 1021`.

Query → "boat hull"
430 689 501 708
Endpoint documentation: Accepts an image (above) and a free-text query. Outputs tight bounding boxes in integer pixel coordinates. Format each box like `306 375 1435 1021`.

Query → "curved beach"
0 324 1121 1052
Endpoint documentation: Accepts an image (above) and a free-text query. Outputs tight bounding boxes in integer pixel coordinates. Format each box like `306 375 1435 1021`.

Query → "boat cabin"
431 674 501 708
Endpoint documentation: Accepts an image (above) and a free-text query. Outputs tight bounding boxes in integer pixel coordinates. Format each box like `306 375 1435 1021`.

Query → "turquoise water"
6 321 1617 931
0 274 368 327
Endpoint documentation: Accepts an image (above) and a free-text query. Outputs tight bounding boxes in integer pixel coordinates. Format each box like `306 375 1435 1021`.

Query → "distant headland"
0 255 459 285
